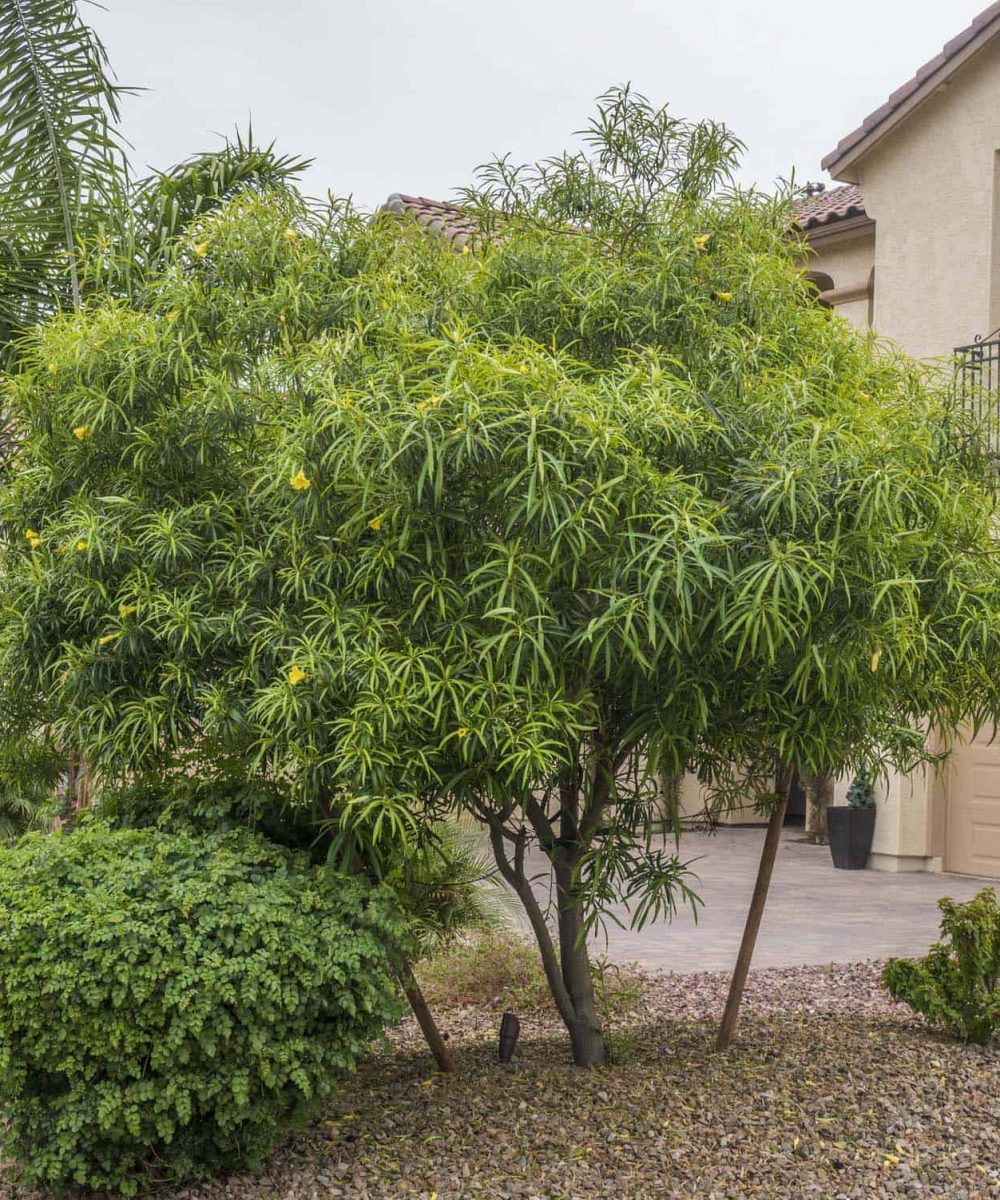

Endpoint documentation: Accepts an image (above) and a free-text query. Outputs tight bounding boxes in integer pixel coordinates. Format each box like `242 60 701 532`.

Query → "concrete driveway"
521 826 991 974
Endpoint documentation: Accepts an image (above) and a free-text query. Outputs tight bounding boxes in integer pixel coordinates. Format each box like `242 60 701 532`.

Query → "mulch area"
3 962 998 1199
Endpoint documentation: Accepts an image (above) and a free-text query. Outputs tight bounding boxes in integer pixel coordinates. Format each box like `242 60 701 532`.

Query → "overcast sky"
87 0 985 210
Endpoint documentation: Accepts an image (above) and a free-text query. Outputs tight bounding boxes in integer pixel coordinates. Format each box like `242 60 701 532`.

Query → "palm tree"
0 733 61 839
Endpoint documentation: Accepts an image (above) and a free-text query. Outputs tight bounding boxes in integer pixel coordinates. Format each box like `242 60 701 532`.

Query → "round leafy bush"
0 825 406 1194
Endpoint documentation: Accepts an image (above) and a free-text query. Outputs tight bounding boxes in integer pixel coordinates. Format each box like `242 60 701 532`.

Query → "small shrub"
385 821 508 958
882 888 1000 1044
845 766 876 810
0 825 406 1194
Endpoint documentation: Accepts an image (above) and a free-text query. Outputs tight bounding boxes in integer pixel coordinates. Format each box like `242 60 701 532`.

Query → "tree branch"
488 822 577 1029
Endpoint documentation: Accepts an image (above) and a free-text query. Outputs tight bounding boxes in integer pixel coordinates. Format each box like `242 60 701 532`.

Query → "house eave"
800 214 876 246
821 6 1000 179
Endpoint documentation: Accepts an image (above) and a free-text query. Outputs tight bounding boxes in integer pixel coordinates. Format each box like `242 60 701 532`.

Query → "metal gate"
955 332 1000 456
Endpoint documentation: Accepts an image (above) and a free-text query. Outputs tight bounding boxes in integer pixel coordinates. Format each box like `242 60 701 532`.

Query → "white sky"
88 0 986 210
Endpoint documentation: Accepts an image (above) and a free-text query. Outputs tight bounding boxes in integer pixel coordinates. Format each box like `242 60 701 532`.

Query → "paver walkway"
520 826 989 973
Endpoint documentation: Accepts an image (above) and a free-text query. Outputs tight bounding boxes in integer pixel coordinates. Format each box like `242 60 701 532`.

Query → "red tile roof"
822 1 1000 175
383 186 870 242
381 193 476 249
794 184 867 231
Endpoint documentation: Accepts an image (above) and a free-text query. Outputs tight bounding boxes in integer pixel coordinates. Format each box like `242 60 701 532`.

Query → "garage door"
947 724 1000 878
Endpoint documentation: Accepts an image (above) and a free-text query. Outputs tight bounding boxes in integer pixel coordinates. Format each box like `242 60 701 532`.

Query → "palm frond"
131 129 310 268
0 0 130 308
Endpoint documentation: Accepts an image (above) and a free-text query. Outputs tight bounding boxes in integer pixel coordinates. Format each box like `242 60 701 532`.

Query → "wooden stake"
715 763 794 1051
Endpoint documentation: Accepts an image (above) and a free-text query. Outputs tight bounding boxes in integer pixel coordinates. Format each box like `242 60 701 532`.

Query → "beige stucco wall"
804 228 875 331
832 762 940 872
677 771 766 826
848 37 1000 359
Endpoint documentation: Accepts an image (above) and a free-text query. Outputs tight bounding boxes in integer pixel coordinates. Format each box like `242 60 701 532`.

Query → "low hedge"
0 824 406 1194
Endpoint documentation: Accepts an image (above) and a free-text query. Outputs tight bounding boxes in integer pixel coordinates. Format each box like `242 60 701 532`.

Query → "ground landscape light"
498 1011 521 1063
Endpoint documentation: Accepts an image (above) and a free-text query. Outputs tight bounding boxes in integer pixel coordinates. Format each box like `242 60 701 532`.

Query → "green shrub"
0 733 61 840
100 765 323 857
0 825 406 1194
845 766 876 810
883 888 1000 1044
385 821 508 959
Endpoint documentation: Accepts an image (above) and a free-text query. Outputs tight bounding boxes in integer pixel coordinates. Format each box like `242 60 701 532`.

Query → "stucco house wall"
853 36 1000 359
804 226 874 331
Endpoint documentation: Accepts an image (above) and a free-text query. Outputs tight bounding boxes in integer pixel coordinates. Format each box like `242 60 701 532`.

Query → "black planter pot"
828 806 876 870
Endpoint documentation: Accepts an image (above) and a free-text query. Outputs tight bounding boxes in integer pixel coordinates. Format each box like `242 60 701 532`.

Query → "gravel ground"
3 962 998 1199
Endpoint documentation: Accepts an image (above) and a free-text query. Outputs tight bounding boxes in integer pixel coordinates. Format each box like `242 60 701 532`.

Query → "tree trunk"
555 860 607 1067
487 818 607 1068
656 769 681 829
805 770 832 845
325 804 456 1076
57 751 80 825
397 958 454 1073
715 762 794 1051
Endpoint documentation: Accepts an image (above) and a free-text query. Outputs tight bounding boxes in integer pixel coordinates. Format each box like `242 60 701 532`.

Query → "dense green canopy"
3 89 999 1062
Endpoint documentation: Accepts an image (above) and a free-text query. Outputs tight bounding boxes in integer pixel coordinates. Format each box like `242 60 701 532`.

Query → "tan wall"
831 763 937 871
677 771 766 826
849 37 1000 359
804 228 875 331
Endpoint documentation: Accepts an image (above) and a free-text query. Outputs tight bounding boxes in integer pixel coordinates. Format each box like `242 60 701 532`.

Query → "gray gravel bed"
3 962 997 1199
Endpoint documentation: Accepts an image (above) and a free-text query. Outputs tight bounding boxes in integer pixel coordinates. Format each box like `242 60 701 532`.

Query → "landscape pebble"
2 961 997 1199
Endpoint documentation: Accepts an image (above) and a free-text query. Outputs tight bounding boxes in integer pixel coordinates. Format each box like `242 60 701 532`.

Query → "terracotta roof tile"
381 193 476 248
794 184 868 231
822 2 1000 173
384 186 870 242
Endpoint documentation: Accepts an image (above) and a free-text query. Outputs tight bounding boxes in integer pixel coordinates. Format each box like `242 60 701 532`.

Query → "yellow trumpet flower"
368 516 383 532
456 726 469 739
118 603 137 619
73 425 91 441
288 665 307 686
193 242 209 258
717 291 733 301
98 634 118 646
693 234 710 250
289 468 311 490
75 540 88 552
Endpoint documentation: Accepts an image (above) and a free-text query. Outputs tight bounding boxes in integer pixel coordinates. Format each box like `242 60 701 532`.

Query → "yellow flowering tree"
3 89 1000 1068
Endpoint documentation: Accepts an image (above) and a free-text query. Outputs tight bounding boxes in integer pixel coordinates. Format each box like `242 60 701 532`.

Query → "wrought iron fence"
955 332 1000 457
